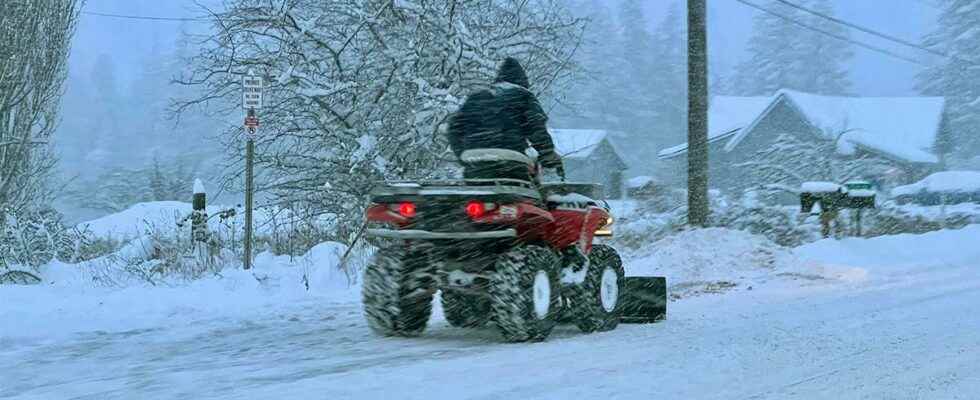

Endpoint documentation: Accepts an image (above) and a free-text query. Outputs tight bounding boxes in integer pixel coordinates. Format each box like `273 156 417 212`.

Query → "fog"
54 0 942 222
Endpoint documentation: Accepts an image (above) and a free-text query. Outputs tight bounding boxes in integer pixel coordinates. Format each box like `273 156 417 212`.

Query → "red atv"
362 179 665 342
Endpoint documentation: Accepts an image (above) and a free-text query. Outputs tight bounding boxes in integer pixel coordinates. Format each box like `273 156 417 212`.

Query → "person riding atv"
447 57 565 182
360 60 668 341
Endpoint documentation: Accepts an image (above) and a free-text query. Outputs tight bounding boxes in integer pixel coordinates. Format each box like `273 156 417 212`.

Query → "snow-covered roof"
627 175 656 189
657 96 775 158
659 90 946 165
892 171 980 196
550 129 609 159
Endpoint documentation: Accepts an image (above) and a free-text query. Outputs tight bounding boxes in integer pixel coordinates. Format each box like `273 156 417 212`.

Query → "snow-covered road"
3 228 980 399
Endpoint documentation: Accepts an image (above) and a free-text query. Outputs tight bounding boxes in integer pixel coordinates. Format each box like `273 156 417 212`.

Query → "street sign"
243 73 263 109
244 115 260 128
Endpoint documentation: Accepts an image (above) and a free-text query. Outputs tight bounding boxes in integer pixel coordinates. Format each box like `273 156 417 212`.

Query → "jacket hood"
493 57 530 89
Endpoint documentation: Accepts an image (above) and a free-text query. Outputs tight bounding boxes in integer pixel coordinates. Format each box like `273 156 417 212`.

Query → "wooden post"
192 179 207 243
687 0 710 226
854 209 863 237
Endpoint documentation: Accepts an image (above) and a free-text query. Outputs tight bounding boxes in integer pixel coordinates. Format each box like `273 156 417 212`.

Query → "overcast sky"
71 0 940 96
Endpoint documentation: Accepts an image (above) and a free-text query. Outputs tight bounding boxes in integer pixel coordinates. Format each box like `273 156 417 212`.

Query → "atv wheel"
489 245 561 342
441 290 491 328
363 246 434 337
567 244 625 333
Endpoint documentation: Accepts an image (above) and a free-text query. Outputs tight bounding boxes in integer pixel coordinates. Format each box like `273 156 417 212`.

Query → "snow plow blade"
620 277 667 323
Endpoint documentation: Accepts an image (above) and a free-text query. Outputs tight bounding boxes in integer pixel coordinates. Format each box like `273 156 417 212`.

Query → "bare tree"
0 0 83 216
176 0 585 242
734 129 893 193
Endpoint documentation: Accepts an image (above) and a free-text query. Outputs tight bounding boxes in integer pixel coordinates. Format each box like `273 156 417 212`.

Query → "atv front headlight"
595 216 614 237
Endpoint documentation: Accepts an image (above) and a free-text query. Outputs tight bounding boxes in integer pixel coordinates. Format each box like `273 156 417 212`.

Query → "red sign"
244 115 260 128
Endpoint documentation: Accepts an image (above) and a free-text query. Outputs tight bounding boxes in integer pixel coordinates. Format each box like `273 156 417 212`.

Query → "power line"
734 0 928 66
771 0 975 65
82 11 208 22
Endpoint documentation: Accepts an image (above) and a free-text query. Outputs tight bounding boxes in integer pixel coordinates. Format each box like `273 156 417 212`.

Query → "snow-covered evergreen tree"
649 2 687 149
84 54 123 168
726 0 853 96
617 0 657 127
916 0 980 160
549 1 690 177
552 0 621 129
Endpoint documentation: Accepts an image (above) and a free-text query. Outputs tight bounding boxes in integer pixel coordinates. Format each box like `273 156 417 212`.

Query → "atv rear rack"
371 179 541 201
366 228 517 240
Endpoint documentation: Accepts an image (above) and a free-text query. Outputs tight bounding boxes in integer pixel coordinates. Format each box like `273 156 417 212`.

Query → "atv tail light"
465 201 487 218
396 202 416 218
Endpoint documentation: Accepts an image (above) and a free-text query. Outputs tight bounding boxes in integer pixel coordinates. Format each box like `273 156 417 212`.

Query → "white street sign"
243 74 263 109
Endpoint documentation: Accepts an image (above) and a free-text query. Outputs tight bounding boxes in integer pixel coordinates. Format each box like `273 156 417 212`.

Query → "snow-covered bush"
93 223 231 286
611 185 979 251
0 208 96 269
714 204 816 247
70 201 349 285
611 208 686 254
863 203 972 237
891 171 980 206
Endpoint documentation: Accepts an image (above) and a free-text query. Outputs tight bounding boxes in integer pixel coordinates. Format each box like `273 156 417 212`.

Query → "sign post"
242 70 262 270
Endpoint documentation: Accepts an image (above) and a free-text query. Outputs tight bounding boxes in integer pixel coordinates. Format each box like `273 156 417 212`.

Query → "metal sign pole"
244 123 255 270
241 70 263 270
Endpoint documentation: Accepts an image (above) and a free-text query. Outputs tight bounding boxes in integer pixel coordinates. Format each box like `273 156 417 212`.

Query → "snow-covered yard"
3 208 980 399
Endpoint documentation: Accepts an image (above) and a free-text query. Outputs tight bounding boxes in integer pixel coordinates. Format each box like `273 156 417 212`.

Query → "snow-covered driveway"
3 227 980 399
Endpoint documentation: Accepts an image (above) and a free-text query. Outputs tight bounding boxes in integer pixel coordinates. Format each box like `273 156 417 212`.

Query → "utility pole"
242 70 263 270
687 0 710 227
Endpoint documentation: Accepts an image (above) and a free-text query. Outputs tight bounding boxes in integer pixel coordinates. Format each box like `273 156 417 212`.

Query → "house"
550 129 628 199
657 89 948 193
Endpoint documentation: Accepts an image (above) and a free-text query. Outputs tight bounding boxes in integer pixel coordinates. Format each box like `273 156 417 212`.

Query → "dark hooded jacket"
447 58 561 168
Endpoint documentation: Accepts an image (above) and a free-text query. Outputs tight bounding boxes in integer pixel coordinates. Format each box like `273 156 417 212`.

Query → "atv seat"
460 148 538 183
460 148 535 166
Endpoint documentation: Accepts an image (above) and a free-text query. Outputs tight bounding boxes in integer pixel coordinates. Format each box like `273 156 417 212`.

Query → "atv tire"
489 245 562 342
363 246 434 337
442 290 491 328
567 244 624 333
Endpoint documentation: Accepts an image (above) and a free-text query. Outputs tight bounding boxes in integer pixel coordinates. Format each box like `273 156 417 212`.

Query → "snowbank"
76 201 337 241
626 228 794 285
76 201 192 240
796 224 980 269
0 241 360 340
892 170 980 196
